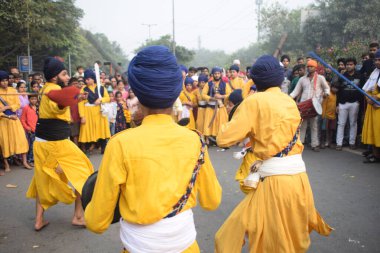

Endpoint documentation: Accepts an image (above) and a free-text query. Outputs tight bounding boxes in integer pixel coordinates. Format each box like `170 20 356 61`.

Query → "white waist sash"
84 103 96 107
198 101 206 106
120 209 196 253
35 137 48 142
259 154 306 178
207 101 216 106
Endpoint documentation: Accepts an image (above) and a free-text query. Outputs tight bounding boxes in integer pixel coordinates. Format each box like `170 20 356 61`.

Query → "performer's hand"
215 94 223 99
9 115 18 120
81 117 86 124
78 92 88 102
94 98 101 105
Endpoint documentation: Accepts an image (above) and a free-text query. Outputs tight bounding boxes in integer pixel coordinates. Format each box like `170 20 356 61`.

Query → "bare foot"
23 163 33 170
72 216 86 227
4 165 11 172
0 170 4 176
35 220 49 231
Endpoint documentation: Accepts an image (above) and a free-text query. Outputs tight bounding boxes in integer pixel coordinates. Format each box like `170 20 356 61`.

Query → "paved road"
0 146 379 253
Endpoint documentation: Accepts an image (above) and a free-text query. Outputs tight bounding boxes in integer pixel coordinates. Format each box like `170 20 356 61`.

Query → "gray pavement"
0 146 379 253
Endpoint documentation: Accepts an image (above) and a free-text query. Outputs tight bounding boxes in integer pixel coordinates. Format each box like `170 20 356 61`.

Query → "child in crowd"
31 81 40 93
115 91 131 134
68 77 82 145
321 70 338 148
20 93 38 166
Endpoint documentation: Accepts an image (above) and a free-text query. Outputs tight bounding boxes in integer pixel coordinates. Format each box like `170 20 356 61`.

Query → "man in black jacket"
335 57 365 150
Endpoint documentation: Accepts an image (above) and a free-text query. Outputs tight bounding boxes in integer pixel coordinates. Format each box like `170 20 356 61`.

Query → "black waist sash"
35 118 71 141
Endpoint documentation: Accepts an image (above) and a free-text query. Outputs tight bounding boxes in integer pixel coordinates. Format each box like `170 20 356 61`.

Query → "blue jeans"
27 132 35 163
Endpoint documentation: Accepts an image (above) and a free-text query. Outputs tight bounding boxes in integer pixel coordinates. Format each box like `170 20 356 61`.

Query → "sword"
308 51 380 106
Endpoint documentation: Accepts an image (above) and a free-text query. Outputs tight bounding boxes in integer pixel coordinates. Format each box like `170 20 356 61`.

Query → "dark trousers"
26 132 35 163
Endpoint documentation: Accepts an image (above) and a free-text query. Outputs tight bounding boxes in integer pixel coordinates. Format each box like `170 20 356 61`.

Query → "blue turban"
211 67 222 74
0 70 9 81
229 65 239 72
198 74 208 83
184 76 194 85
180 65 188 74
84 69 96 82
128 45 183 109
229 89 243 105
43 57 66 81
375 49 380 59
250 55 284 91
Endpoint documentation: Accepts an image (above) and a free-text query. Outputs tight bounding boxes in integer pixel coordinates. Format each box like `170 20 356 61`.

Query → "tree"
135 35 195 65
0 0 83 69
260 3 305 54
303 0 380 48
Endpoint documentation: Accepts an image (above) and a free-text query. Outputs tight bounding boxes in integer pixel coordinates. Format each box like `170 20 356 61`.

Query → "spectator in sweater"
20 93 38 165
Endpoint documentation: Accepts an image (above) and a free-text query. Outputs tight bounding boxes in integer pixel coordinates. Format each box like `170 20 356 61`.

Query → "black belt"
198 104 207 108
35 118 71 141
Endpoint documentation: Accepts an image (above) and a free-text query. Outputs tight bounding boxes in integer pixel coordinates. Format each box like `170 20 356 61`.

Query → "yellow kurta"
179 90 196 129
362 86 380 147
0 87 29 157
242 79 255 99
26 82 94 210
229 77 245 90
85 114 222 252
215 87 332 253
193 88 206 134
202 81 231 136
78 85 111 143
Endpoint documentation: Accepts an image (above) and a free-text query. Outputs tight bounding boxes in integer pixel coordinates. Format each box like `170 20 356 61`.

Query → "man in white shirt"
290 59 330 151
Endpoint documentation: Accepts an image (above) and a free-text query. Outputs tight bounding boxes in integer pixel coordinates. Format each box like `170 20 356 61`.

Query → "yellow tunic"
179 90 196 129
242 79 255 99
202 81 231 136
193 88 206 134
85 114 222 252
322 92 337 120
362 86 380 147
229 77 245 90
26 82 94 210
0 87 29 157
215 87 332 253
78 85 111 143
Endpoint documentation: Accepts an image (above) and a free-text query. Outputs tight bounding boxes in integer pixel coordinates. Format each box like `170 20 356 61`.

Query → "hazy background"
76 0 315 58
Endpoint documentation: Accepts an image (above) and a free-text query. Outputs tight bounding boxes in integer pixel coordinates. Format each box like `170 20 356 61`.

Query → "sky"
76 0 315 59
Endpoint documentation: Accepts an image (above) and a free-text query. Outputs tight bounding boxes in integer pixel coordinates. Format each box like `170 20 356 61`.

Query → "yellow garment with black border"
26 82 94 209
78 84 111 142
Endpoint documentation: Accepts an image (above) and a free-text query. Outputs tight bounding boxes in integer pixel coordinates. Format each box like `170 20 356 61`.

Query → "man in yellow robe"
215 55 332 253
228 64 245 90
362 49 380 163
26 57 94 231
179 77 197 129
84 46 222 253
202 67 231 144
193 74 208 134
78 69 111 154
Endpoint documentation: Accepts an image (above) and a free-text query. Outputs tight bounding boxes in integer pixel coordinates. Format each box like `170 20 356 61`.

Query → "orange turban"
307 59 318 68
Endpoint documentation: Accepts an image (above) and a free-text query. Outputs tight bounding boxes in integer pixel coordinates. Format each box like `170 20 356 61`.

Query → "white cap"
192 75 199 81
233 59 241 65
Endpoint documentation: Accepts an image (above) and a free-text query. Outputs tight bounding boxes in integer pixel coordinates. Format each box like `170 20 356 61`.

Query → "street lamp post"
172 0 176 56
